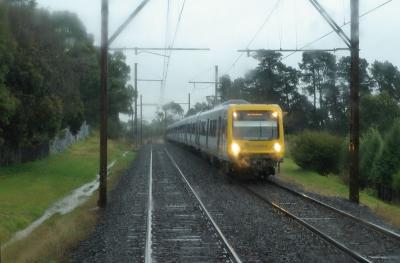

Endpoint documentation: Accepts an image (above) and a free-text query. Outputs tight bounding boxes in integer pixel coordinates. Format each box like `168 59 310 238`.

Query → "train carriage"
166 100 285 177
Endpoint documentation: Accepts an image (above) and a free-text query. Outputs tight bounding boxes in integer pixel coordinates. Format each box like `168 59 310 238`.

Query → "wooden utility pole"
134 63 138 148
215 65 219 105
98 0 109 208
349 0 360 204
188 93 191 113
98 0 149 208
164 110 168 131
140 95 143 145
308 0 359 204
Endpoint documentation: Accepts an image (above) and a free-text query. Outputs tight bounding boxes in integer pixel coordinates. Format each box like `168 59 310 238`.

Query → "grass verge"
0 133 136 262
280 158 400 228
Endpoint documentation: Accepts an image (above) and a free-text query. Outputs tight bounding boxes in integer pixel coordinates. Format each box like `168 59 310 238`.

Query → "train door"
196 121 200 146
221 117 227 156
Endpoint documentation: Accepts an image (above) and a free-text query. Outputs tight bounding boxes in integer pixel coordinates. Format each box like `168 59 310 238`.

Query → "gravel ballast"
166 143 355 262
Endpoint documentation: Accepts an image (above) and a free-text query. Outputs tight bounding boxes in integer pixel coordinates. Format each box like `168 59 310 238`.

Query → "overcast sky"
37 0 400 121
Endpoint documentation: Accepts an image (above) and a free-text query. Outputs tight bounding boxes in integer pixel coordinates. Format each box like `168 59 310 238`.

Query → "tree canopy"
0 2 133 149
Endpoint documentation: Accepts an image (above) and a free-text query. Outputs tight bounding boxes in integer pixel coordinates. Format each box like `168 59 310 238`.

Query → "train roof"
167 102 282 129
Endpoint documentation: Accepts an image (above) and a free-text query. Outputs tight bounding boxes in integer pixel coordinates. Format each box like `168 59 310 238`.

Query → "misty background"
37 0 399 121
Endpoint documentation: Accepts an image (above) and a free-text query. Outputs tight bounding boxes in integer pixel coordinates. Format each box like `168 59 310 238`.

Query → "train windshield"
233 111 278 141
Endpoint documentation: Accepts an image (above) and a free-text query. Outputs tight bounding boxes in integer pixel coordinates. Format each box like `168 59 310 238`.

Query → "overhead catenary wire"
163 0 187 82
161 0 171 104
222 0 281 76
161 0 187 105
189 65 214 83
281 0 393 60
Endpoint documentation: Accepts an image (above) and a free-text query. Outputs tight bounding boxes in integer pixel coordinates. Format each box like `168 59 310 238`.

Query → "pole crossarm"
137 79 164 82
140 103 188 106
308 0 351 48
110 47 210 52
108 0 150 45
189 81 216 84
238 48 349 56
140 103 160 107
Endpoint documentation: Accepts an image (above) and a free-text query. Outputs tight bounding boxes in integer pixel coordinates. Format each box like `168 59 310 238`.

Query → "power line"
163 0 187 82
161 0 171 103
281 0 393 60
223 0 281 75
189 65 214 82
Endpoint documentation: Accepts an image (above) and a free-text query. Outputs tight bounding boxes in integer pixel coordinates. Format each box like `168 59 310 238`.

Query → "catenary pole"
188 93 191 113
140 95 143 145
215 65 219 105
349 0 360 204
309 0 360 204
98 0 109 208
134 63 138 148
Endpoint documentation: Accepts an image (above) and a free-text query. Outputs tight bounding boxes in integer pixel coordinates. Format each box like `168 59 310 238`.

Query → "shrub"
371 119 400 199
360 128 383 186
393 171 400 192
290 130 343 175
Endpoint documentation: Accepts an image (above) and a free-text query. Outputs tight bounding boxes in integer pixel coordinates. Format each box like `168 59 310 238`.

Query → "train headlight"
231 142 241 156
233 111 238 119
274 142 282 153
272 111 278 118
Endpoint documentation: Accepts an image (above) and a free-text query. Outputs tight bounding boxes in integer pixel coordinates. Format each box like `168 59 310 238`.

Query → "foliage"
0 2 133 158
186 102 211 117
360 92 400 134
162 101 184 119
371 61 400 100
360 128 383 186
299 51 336 129
371 120 400 199
290 131 343 175
393 171 400 192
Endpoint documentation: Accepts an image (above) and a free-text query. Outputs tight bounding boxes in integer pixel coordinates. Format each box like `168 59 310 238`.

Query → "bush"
360 128 383 186
290 130 343 175
371 120 400 199
393 171 400 192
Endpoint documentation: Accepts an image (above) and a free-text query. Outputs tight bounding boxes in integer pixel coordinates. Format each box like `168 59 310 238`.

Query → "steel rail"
165 148 242 263
145 146 153 263
243 186 371 263
269 180 400 241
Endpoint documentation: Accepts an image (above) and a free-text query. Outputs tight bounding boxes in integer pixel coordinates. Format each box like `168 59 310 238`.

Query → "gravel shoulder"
70 145 151 262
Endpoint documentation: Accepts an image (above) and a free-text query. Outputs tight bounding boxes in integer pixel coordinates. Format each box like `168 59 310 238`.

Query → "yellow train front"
166 100 285 178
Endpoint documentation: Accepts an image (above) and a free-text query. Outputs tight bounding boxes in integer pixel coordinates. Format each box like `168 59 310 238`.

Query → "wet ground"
70 143 400 262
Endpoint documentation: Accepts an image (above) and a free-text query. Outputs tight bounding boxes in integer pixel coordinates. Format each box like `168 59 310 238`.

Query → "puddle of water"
1 160 117 250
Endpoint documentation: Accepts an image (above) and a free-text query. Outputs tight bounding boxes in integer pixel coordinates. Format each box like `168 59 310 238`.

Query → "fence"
49 122 90 155
0 122 90 166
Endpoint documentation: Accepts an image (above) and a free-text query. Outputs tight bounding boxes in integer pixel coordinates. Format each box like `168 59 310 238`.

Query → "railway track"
145 145 242 262
244 180 400 263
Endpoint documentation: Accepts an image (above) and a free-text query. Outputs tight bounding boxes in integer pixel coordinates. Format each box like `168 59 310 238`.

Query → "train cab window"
233 111 278 141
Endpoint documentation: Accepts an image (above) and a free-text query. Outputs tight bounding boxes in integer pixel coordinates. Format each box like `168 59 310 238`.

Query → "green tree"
299 51 336 129
163 101 184 121
186 102 211 116
0 3 18 145
371 61 400 100
360 92 400 134
219 74 232 102
360 128 383 186
371 120 400 200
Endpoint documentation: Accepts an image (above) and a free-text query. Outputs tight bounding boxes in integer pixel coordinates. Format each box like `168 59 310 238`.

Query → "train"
165 100 285 178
